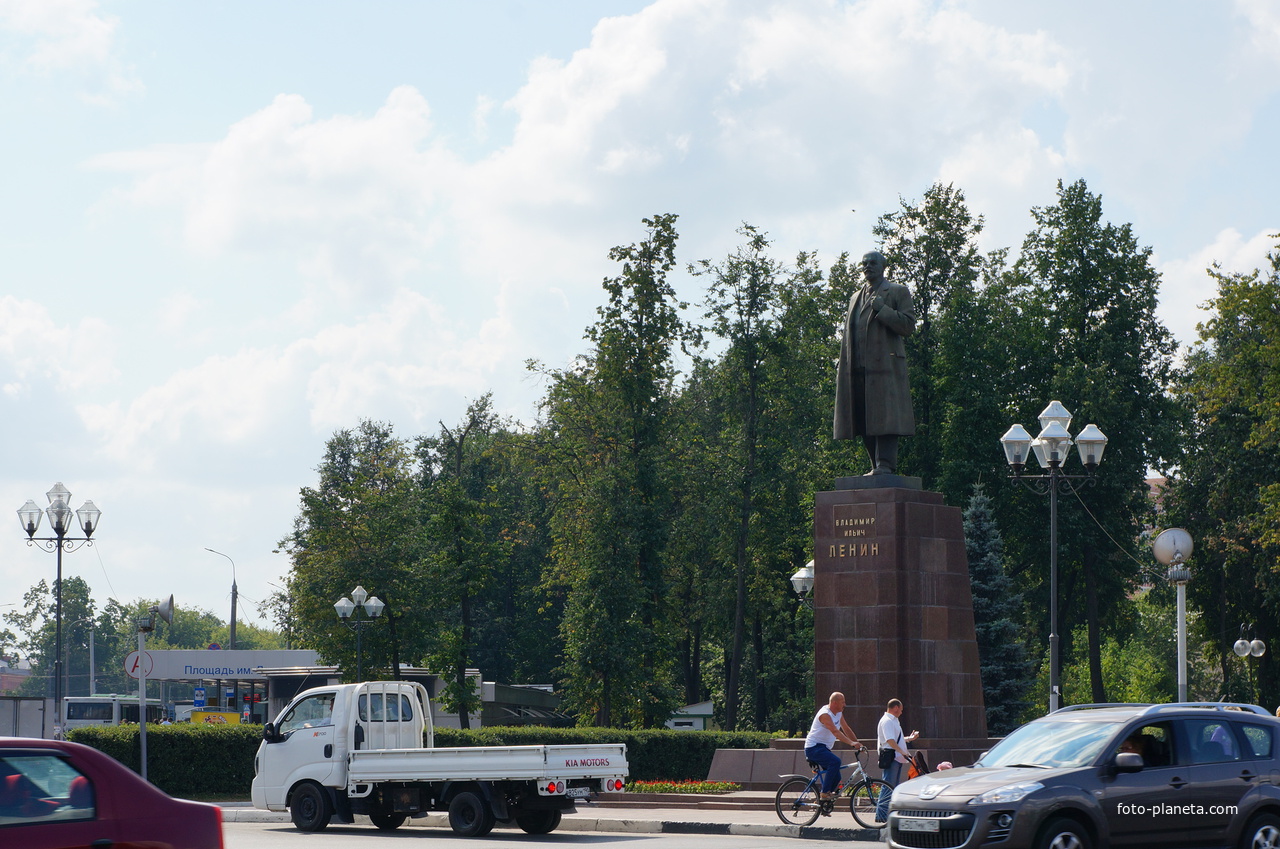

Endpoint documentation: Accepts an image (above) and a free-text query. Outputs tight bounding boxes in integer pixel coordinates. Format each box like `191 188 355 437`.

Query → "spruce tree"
964 485 1033 733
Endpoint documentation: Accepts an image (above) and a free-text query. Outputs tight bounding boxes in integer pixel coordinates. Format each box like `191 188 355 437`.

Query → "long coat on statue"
833 279 916 439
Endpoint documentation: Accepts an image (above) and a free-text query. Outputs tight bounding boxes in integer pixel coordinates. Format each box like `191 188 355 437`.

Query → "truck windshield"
278 693 336 736
977 718 1118 769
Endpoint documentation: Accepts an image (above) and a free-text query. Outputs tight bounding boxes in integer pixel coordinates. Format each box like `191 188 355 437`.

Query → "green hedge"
68 724 774 796
434 726 774 782
68 724 263 797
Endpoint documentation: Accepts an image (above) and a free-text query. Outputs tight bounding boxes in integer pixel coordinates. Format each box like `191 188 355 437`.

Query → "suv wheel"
1036 817 1092 849
1241 813 1280 849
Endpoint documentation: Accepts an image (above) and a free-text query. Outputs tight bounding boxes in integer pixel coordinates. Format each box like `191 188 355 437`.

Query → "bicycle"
774 747 893 829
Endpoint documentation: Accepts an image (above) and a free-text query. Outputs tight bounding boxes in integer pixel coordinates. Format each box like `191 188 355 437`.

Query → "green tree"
1002 179 1180 705
3 577 96 698
1164 238 1280 707
963 485 1032 733
416 395 511 726
532 214 690 727
689 224 787 730
275 420 429 681
874 183 985 490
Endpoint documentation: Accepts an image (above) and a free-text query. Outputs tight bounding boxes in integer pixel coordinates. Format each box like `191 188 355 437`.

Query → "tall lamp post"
16 483 101 732
1152 528 1193 702
335 586 384 681
204 548 238 651
1001 402 1108 713
136 595 174 782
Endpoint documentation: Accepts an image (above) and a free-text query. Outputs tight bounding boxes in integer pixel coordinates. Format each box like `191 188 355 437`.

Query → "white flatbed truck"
251 680 628 836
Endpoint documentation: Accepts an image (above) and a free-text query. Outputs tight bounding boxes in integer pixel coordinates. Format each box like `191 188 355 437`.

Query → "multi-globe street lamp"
335 585 385 681
1001 402 1108 713
16 483 102 732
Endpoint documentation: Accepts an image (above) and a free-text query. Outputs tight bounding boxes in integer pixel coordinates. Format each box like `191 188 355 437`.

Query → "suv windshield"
978 716 1120 768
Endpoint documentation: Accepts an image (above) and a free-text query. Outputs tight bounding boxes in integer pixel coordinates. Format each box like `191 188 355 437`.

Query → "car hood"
892 765 1071 802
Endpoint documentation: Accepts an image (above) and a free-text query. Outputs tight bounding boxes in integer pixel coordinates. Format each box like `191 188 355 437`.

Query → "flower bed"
624 779 742 794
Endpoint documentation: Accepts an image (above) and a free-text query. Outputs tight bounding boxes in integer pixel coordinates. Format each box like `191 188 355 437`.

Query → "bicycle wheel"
775 777 822 826
849 778 892 829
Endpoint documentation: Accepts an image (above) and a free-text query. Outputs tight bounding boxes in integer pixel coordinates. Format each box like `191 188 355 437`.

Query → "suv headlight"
969 782 1043 805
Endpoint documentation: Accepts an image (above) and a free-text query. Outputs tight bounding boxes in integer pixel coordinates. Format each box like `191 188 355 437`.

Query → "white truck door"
257 689 341 800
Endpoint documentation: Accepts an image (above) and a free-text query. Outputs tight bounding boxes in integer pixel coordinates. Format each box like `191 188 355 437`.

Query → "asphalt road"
223 821 852 848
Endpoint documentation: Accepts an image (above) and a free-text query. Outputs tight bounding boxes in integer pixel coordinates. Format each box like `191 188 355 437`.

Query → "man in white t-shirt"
875 698 919 821
804 692 864 799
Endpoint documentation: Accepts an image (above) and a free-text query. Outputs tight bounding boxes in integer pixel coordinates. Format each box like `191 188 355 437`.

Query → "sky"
1 0 1277 642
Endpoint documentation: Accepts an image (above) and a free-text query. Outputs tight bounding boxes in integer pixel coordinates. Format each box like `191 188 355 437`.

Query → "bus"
62 694 164 729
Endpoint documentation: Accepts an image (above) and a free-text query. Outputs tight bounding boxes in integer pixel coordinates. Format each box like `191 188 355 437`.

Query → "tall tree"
1165 238 1280 706
275 420 429 681
689 224 786 730
532 214 691 727
874 183 985 489
963 485 1033 733
1003 179 1180 704
416 395 509 727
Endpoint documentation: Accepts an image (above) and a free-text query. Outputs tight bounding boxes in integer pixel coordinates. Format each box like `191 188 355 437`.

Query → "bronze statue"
833 251 915 474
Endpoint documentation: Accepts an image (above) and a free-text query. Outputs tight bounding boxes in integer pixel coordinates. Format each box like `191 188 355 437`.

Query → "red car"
0 736 223 849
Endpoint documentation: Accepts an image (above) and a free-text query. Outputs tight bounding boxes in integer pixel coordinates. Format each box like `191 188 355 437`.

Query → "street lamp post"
16 483 101 733
335 586 385 681
136 595 174 782
1001 402 1108 714
203 548 238 651
789 561 815 609
1152 528 1193 702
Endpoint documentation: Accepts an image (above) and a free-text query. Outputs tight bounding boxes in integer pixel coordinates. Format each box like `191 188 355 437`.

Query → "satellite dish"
1152 528 1193 566
155 594 175 625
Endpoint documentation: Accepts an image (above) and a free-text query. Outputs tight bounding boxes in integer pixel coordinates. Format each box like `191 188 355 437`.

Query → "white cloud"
76 287 515 472
89 87 459 302
1156 228 1278 349
1235 0 1280 62
0 295 119 395
0 0 139 100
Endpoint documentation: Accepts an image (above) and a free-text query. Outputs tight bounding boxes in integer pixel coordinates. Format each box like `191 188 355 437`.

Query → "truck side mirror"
263 722 280 743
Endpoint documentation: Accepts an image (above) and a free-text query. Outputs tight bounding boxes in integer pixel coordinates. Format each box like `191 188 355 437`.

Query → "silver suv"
886 702 1280 849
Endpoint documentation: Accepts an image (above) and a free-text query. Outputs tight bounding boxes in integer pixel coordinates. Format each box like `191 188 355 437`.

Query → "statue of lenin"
833 250 916 474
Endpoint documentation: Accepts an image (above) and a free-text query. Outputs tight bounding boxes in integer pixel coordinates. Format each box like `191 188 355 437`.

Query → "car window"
1184 719 1241 763
0 752 95 827
1239 724 1274 759
978 717 1117 768
277 693 336 737
358 693 414 722
1112 722 1175 767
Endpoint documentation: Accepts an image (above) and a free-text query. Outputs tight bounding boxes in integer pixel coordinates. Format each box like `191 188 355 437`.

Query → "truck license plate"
567 787 592 799
899 817 940 832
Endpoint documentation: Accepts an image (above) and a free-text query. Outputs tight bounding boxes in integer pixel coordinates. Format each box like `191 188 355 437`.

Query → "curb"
219 808 883 841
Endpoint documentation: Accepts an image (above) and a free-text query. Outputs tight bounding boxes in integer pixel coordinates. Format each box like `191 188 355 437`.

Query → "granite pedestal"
812 484 989 763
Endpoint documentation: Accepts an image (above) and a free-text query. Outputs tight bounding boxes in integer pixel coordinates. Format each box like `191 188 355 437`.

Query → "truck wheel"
289 782 332 832
517 809 562 834
371 811 407 831
449 791 496 837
